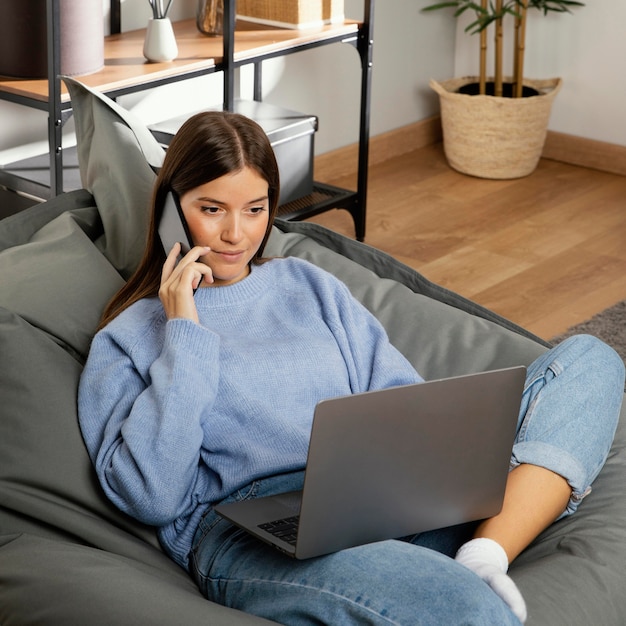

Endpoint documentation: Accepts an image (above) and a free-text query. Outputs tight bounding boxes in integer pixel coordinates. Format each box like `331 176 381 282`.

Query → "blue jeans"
189 335 624 625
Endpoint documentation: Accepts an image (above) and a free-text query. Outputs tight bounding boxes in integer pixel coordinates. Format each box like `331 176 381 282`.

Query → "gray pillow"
0 187 94 250
64 76 165 279
0 204 123 358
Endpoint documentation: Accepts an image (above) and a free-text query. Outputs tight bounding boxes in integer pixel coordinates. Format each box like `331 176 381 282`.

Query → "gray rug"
551 299 626 364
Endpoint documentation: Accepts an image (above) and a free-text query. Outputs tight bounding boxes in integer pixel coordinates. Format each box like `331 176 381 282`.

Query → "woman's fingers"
159 245 212 321
161 241 183 283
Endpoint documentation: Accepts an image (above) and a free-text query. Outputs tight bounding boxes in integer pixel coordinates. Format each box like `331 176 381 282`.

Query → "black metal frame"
0 0 374 240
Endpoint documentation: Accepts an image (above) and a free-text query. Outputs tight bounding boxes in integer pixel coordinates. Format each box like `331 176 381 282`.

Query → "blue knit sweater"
78 257 423 568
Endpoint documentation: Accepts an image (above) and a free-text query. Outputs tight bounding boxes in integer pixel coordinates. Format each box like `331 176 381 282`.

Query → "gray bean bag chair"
1 79 625 625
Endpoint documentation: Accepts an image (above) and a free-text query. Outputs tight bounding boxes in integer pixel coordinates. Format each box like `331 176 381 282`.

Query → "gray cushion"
0 534 274 626
0 203 123 358
64 76 164 279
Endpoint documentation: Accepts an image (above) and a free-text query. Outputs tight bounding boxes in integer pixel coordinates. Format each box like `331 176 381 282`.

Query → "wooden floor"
309 142 626 341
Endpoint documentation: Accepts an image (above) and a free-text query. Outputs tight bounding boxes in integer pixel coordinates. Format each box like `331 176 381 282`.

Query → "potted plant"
423 0 584 179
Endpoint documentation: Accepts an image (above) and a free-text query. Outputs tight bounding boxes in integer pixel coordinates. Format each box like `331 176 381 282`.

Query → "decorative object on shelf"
422 0 583 179
0 0 104 78
322 0 345 23
143 17 178 62
237 0 345 29
148 0 174 20
143 0 177 62
197 0 224 36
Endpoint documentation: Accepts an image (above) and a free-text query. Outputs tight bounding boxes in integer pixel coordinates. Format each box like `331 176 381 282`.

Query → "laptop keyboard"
258 515 300 545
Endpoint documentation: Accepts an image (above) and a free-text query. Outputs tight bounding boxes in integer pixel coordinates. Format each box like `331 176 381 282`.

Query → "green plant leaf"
523 0 585 14
421 2 463 12
422 0 520 33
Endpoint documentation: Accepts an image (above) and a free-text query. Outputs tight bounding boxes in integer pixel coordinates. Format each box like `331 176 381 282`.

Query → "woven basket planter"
430 76 562 179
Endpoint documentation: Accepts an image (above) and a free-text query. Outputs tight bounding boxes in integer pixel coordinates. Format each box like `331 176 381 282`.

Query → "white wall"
260 0 455 153
451 0 626 146
1 0 622 165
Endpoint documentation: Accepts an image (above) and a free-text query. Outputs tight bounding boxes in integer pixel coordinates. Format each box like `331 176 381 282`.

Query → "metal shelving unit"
0 0 374 240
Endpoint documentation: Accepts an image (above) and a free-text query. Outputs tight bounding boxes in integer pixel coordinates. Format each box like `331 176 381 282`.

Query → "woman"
78 111 625 625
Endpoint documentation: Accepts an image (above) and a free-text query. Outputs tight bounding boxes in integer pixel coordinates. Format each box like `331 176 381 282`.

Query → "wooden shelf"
0 18 359 105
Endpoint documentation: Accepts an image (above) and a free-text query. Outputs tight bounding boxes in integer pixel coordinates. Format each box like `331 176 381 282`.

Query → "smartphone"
158 191 194 257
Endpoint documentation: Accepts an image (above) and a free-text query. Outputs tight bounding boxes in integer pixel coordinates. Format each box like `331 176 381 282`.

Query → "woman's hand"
159 243 213 323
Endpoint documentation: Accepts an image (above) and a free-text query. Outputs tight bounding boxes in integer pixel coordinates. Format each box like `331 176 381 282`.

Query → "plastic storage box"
150 100 318 205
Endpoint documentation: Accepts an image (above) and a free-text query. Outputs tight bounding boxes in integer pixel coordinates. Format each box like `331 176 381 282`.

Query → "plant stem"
514 0 529 97
494 0 504 96
479 0 488 94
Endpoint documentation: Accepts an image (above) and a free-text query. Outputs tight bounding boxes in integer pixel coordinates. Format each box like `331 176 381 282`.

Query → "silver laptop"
215 366 526 559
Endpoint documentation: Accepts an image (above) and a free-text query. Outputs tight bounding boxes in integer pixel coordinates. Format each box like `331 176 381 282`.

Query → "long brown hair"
98 111 280 329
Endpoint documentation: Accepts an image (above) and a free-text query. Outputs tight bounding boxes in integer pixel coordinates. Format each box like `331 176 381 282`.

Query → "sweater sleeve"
78 316 219 526
312 267 424 393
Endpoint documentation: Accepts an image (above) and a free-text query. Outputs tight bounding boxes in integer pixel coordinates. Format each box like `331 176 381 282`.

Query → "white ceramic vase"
143 17 178 63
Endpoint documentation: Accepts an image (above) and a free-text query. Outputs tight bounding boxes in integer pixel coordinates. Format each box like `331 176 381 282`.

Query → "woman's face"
179 166 271 287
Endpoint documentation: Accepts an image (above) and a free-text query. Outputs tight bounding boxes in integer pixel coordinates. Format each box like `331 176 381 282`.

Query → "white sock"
455 537 527 623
